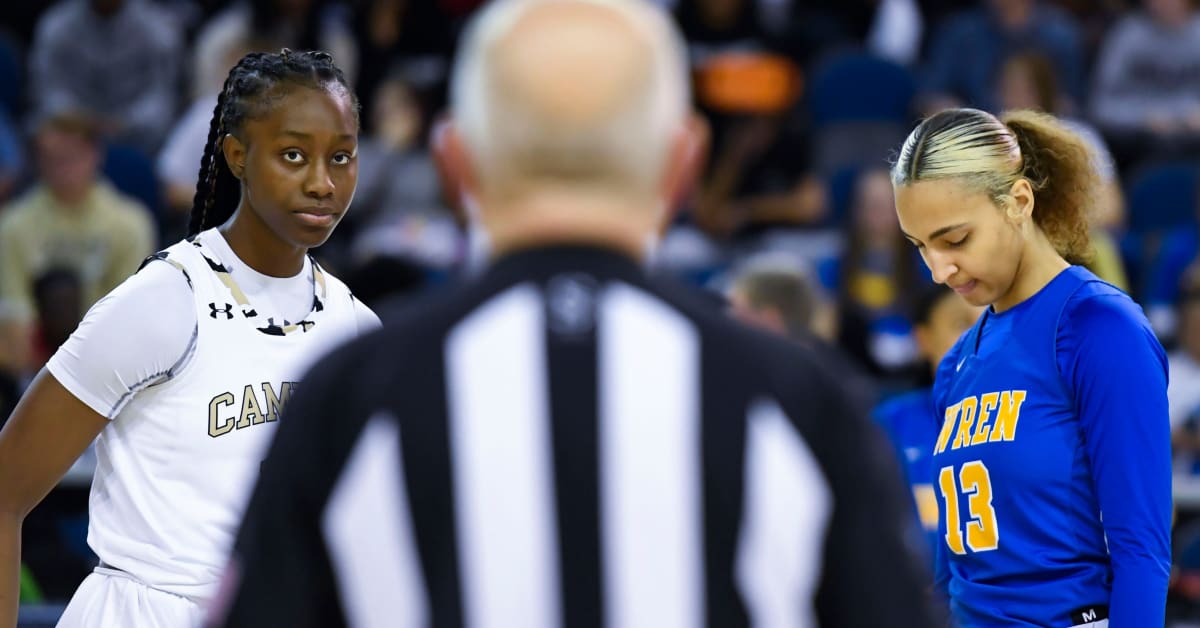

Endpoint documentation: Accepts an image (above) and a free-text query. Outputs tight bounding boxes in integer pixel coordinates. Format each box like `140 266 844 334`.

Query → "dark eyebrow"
279 130 356 142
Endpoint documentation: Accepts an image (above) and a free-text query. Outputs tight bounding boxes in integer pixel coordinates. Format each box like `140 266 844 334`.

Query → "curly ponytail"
1001 109 1096 265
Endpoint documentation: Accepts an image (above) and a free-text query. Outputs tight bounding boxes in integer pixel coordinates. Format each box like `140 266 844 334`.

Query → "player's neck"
219 208 307 278
993 235 1069 313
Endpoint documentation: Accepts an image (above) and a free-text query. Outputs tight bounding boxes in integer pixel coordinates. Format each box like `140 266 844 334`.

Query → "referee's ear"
659 113 708 232
431 118 479 227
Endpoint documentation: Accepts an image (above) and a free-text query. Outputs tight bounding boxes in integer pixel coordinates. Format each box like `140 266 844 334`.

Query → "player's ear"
1004 178 1035 224
222 133 247 181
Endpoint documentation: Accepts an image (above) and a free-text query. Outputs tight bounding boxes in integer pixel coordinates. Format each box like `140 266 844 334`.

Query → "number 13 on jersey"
938 461 1000 554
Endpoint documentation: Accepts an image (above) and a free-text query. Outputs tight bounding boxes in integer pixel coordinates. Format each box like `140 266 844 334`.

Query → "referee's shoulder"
647 276 839 400
656 281 877 469
322 281 471 370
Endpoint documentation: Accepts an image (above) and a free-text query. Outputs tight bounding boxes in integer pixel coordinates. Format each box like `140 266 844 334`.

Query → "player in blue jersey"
874 284 982 572
891 107 1171 627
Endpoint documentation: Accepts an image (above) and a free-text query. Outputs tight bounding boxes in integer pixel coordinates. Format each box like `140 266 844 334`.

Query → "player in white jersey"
0 49 378 628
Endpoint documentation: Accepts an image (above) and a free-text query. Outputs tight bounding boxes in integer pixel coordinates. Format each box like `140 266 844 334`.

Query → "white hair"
451 0 690 194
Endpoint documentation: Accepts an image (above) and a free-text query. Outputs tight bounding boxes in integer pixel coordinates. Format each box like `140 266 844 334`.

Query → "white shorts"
56 567 204 628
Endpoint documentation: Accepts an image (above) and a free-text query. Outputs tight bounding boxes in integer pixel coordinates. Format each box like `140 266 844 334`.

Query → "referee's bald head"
439 0 700 211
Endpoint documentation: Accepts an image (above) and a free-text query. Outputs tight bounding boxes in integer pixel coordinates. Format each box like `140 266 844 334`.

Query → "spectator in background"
332 71 459 275
192 0 358 98
997 52 1130 291
1170 265 1200 441
726 257 877 402
1090 0 1200 159
1144 189 1200 340
28 0 182 155
674 0 778 59
727 257 835 342
913 0 975 31
1000 53 1122 226
351 0 456 128
873 284 982 572
0 299 31 427
157 41 260 239
919 0 1083 115
867 0 924 67
0 111 155 322
0 107 24 205
30 268 82 371
690 113 827 239
823 168 929 378
676 0 828 239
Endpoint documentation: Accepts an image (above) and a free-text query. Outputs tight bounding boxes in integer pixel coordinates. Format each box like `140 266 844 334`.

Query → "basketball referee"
208 1 940 626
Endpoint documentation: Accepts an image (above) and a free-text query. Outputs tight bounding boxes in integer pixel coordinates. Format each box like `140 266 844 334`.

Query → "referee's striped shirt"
212 246 940 628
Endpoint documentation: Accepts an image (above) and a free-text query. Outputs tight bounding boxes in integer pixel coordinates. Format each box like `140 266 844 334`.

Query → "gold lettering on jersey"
972 392 999 445
208 392 237 437
951 396 978 450
208 381 299 437
934 402 960 455
261 381 294 423
989 390 1026 443
237 384 264 428
934 390 1027 454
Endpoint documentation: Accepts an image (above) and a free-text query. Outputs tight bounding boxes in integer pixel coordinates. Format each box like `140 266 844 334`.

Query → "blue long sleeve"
1058 293 1172 626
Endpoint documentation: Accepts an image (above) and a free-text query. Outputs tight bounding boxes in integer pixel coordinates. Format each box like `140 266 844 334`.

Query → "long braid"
188 76 234 236
185 49 359 237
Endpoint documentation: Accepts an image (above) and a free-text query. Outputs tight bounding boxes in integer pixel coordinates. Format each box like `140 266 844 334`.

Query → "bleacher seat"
1127 162 1198 235
807 51 916 127
805 51 915 175
0 32 22 117
1121 162 1199 301
102 143 162 220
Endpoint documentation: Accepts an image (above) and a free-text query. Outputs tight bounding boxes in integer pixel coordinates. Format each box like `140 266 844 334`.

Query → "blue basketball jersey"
874 389 940 572
932 266 1171 627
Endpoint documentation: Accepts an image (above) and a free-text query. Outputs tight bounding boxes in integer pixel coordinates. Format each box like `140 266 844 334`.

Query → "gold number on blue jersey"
937 461 1000 554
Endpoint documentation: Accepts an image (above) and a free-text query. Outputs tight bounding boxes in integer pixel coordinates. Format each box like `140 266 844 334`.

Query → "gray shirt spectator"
191 1 358 99
29 0 182 155
1090 1 1200 136
919 0 1083 114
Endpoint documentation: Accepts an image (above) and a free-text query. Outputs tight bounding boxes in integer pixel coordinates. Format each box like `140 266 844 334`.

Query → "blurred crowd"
5 0 1200 614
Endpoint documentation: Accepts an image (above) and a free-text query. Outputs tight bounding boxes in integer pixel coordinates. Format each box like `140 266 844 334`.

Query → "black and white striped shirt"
212 246 940 628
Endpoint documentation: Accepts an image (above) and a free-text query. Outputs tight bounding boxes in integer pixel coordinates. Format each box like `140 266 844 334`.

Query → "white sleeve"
46 260 197 419
353 297 381 334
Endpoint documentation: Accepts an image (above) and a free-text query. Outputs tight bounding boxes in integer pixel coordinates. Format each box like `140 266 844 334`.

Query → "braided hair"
188 49 359 236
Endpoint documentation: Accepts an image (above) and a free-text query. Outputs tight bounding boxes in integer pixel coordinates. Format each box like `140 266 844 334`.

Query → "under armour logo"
209 303 234 319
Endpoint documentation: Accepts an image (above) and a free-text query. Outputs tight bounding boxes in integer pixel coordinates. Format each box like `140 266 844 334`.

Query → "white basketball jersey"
86 231 366 603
